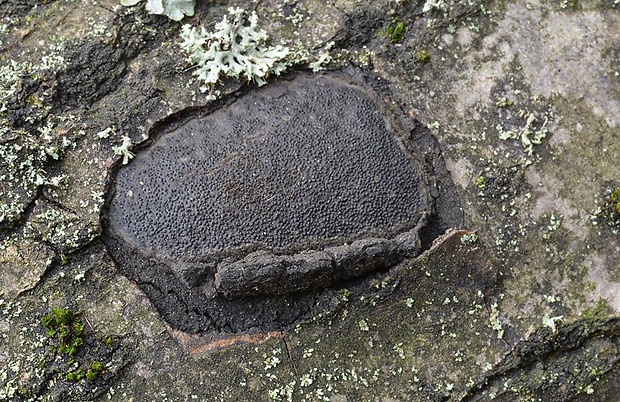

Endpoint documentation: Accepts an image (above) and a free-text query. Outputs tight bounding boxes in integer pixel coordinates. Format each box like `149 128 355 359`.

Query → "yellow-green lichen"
415 49 431 63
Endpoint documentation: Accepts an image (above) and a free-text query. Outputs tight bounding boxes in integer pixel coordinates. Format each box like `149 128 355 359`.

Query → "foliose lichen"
120 0 195 21
112 135 135 165
179 7 289 94
496 110 549 157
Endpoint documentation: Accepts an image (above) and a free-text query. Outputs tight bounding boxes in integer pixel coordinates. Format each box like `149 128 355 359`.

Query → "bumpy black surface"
107 75 425 260
103 73 462 334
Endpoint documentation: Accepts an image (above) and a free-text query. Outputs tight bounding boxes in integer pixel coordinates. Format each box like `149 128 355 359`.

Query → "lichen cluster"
179 8 289 93
120 0 195 21
496 110 549 157
0 49 80 227
0 120 85 225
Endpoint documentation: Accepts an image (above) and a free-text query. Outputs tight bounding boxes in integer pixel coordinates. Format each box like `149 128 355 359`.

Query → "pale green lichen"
475 175 486 191
0 45 66 116
496 110 549 156
0 43 74 227
489 302 504 339
0 121 81 226
542 314 563 333
120 0 195 21
460 232 479 244
0 61 21 114
495 96 514 108
308 41 335 72
23 200 98 252
179 8 289 94
423 0 447 13
112 136 135 165
263 349 282 370
96 127 114 139
358 319 369 332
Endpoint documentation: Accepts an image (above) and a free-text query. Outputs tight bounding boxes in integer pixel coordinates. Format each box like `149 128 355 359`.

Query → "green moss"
415 49 431 63
564 0 578 9
596 187 620 232
66 364 104 382
475 176 486 190
582 299 612 323
384 18 406 44
42 307 85 360
66 368 85 382
27 94 44 108
610 188 620 215
86 361 105 381
42 309 112 382
91 361 105 372
105 335 115 346
495 97 514 108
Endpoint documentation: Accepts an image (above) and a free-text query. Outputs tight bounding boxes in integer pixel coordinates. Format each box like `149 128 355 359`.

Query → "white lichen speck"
112 136 134 165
